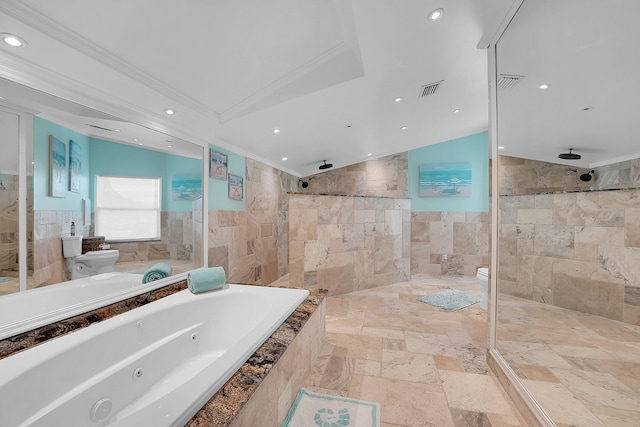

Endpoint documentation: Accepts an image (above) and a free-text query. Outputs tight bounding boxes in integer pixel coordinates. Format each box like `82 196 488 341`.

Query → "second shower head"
579 170 595 182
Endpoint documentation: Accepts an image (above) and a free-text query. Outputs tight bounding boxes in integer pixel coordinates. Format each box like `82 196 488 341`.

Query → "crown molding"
0 1 221 120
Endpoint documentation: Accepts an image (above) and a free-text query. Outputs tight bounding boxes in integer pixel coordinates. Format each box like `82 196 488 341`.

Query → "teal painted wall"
34 117 201 212
408 132 489 212
89 138 201 212
33 117 91 211
207 145 246 211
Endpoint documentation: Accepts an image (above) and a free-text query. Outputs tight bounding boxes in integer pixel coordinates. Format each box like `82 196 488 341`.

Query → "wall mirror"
492 0 640 425
0 77 205 299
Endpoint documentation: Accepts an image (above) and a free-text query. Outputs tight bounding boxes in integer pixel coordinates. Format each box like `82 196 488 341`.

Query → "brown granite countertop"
0 280 188 360
186 288 326 426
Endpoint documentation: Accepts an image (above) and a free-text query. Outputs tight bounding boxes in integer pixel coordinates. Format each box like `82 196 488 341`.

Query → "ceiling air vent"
419 80 443 98
87 124 115 132
497 74 524 90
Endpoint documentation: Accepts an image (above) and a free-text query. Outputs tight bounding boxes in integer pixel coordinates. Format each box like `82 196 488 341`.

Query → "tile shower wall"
289 193 411 295
410 211 489 276
298 153 408 198
33 210 82 287
0 175 33 280
499 155 640 326
297 151 488 277
208 158 297 285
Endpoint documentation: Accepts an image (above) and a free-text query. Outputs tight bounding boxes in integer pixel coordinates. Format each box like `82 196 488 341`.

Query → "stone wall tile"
624 208 640 247
533 225 574 259
575 226 624 246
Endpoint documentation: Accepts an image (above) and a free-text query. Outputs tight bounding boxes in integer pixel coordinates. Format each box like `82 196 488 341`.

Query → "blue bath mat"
417 289 480 311
283 389 379 427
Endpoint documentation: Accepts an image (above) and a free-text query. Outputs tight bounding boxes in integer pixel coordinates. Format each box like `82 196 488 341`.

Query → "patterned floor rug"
283 389 380 427
417 289 480 311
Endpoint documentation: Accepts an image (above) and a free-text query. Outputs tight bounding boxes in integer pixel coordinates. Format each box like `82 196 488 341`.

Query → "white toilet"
476 267 489 310
62 236 120 280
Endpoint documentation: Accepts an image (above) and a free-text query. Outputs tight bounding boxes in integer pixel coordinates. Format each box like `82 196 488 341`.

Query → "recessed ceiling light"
282 157 288 161
428 8 444 21
273 128 280 133
163 108 175 115
400 126 407 130
453 109 460 113
1 33 27 48
344 124 352 128
167 145 172 148
582 106 595 111
498 146 505 150
539 83 550 90
367 153 373 157
393 97 402 103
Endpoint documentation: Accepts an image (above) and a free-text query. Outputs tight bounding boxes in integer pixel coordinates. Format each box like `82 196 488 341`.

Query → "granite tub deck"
0 280 327 426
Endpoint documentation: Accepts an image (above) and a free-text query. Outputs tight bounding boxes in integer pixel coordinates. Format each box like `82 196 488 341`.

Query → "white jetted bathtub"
0 284 309 426
0 272 177 340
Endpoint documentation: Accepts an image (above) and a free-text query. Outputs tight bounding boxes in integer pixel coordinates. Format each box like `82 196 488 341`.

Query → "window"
95 176 161 241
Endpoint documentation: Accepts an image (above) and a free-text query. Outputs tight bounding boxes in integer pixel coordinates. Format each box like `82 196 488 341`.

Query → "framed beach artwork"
228 173 244 200
419 162 472 197
172 174 202 201
68 139 82 193
49 135 66 198
209 149 228 180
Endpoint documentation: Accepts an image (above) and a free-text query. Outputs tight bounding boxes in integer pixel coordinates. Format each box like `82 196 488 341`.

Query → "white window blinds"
95 176 161 241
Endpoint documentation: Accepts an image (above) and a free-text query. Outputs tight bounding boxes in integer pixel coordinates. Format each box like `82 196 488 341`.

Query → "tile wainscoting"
289 193 411 295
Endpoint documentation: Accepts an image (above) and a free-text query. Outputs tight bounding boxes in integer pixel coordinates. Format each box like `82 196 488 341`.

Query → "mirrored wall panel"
494 0 640 425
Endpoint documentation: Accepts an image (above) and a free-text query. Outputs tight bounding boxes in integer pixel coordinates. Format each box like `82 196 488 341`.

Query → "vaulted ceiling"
0 0 542 176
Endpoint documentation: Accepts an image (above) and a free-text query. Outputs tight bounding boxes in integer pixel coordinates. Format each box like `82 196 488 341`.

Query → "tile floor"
497 294 640 427
300 274 523 427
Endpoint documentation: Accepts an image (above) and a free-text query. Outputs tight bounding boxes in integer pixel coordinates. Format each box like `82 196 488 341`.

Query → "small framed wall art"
228 173 244 200
49 135 66 198
209 149 228 180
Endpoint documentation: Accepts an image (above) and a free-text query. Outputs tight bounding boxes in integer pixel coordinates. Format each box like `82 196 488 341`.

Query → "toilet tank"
62 236 83 257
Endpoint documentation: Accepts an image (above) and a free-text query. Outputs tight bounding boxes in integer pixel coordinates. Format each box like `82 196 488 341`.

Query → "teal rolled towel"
188 267 226 294
142 262 173 283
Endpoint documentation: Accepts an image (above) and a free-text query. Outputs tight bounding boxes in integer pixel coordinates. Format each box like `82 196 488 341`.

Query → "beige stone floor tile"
516 364 560 382
592 359 640 392
589 406 640 427
325 314 364 335
549 367 640 412
439 370 517 416
486 412 524 427
404 331 458 356
318 355 354 393
361 326 405 340
382 338 406 351
497 341 574 369
432 354 466 372
363 311 425 332
520 379 605 427
348 374 454 427
380 350 439 384
325 332 383 361
353 359 381 376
